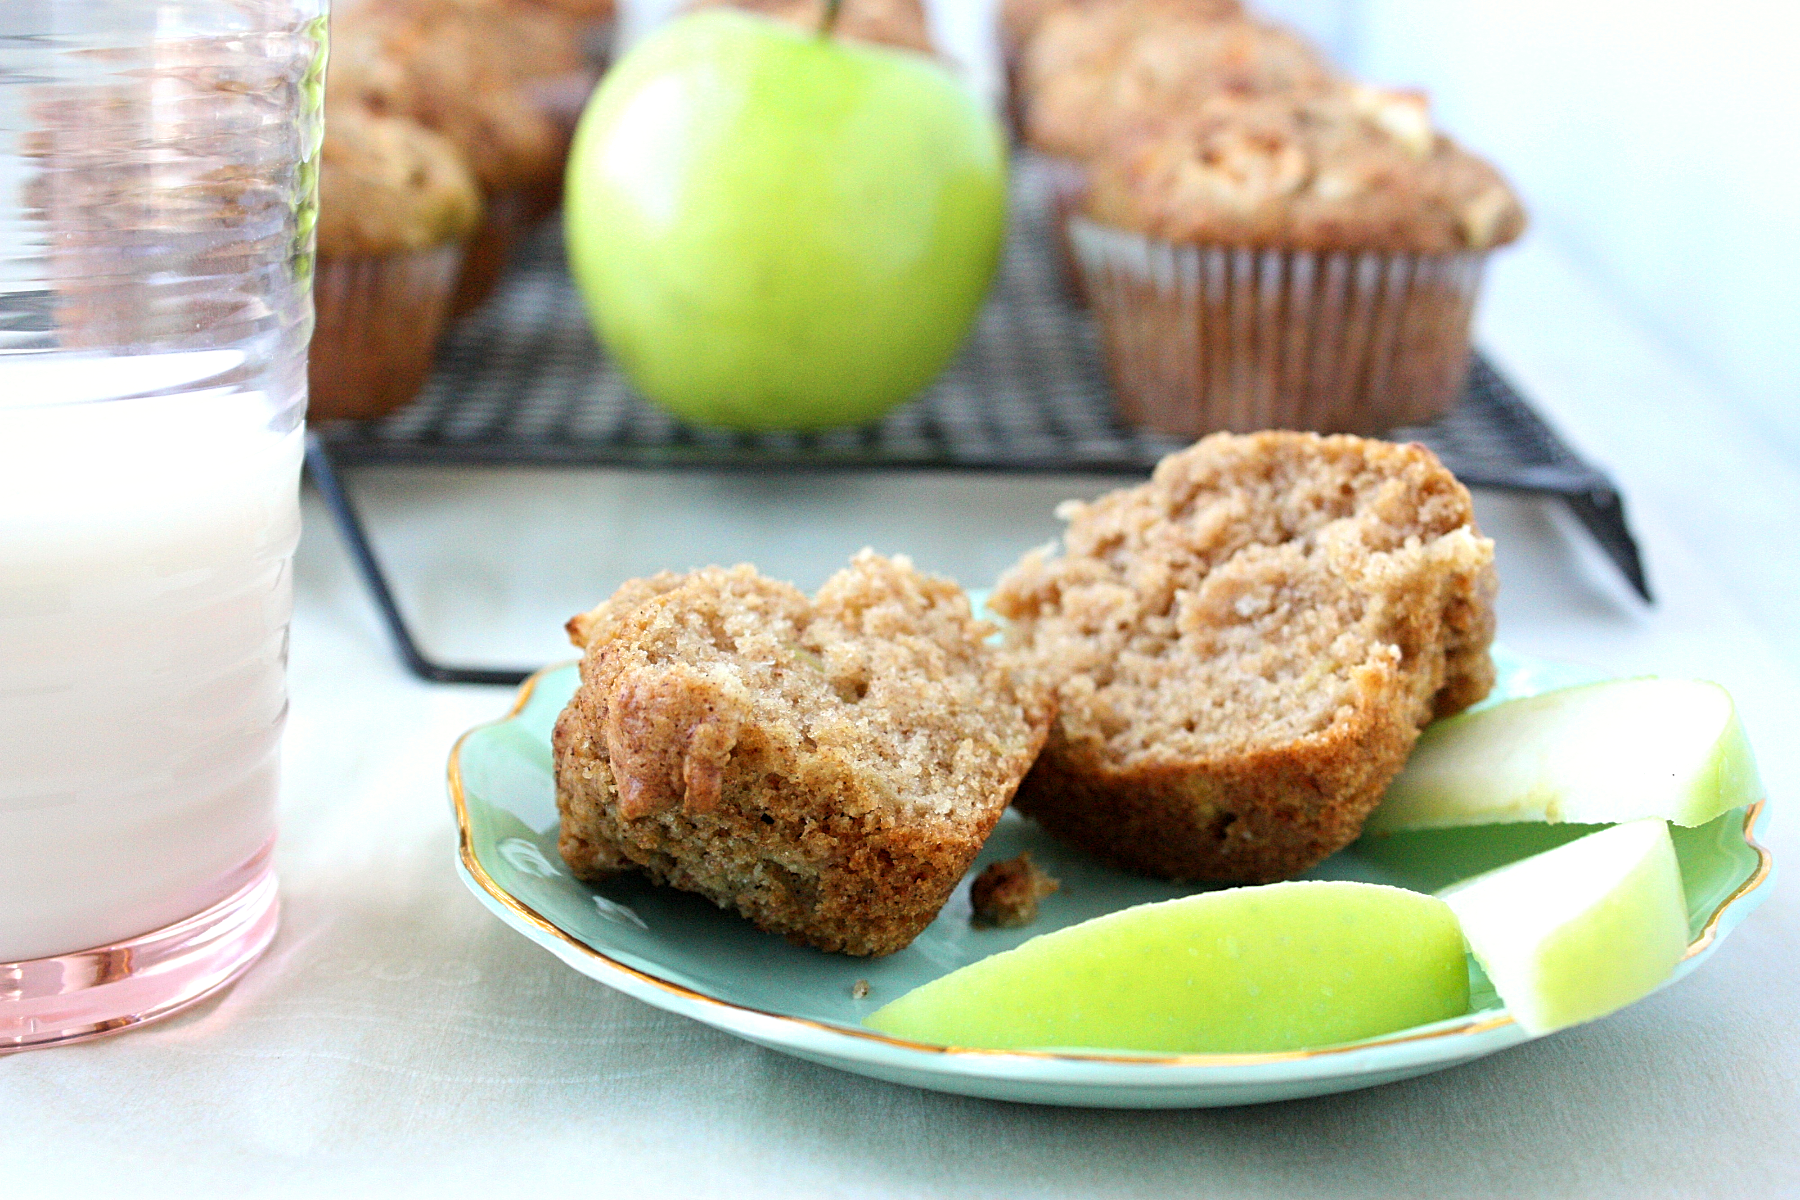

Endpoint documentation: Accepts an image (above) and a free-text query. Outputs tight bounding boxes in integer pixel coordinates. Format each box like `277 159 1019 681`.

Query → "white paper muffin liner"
1071 216 1488 437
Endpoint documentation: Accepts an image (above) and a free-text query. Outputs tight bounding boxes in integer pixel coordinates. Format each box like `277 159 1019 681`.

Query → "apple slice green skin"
1440 818 1688 1036
1365 679 1763 835
865 882 1469 1054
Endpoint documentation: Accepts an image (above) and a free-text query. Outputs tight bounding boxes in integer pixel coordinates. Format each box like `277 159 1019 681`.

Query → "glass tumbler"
0 0 326 1049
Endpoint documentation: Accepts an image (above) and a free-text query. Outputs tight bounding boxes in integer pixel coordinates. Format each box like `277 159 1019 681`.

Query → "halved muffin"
989 432 1496 883
553 551 1054 956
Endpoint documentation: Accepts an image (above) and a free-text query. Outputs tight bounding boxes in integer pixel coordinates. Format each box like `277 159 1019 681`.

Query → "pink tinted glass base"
1 843 279 1052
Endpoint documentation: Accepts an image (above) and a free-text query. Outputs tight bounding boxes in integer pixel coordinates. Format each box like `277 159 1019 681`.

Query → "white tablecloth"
5 239 1796 1198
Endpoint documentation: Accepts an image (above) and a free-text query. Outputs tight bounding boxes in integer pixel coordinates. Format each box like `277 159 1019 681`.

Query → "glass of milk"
1 1 325 1050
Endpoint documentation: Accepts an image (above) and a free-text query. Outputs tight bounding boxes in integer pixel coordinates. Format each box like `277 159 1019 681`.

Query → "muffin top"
316 108 483 257
382 0 595 81
1021 9 1334 159
1083 84 1528 253
1002 0 1241 59
327 1 566 192
504 0 616 21
685 0 935 55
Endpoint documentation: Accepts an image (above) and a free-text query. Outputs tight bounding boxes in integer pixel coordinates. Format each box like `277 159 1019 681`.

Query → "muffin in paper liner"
1072 216 1487 437
328 2 577 313
309 244 465 421
307 109 481 422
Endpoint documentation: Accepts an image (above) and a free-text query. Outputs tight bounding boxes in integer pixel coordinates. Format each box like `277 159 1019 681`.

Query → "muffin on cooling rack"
1074 83 1526 436
989 431 1496 884
1015 4 1332 298
1017 5 1327 161
328 2 571 316
553 552 1054 957
1001 0 1244 89
686 0 936 54
455 0 613 142
309 108 482 421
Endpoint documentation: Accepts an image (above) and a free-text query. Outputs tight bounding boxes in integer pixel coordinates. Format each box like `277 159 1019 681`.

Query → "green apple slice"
865 882 1468 1054
1366 679 1762 835
1439 818 1688 1036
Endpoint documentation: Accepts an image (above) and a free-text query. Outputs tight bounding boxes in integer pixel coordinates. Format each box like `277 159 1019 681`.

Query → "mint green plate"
449 651 1772 1108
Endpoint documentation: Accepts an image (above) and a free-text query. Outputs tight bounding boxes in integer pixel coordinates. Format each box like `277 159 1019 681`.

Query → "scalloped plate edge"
449 663 1774 1107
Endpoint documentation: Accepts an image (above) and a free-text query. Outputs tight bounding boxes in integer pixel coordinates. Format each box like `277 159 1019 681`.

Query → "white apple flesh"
1366 679 1762 835
1440 818 1689 1036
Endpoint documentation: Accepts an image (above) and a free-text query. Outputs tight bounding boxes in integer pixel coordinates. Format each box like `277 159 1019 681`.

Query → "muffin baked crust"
1021 8 1330 161
316 109 482 257
1003 0 1242 59
989 432 1496 882
327 2 564 194
1083 84 1526 253
553 552 1053 956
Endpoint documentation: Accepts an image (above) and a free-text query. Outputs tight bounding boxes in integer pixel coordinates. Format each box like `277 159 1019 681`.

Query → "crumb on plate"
971 852 1061 928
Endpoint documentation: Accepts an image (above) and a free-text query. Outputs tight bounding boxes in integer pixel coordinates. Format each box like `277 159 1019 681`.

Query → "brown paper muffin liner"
308 243 463 422
450 188 529 318
1072 217 1487 437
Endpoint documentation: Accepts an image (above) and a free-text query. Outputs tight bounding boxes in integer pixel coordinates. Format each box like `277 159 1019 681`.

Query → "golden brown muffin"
1020 8 1331 160
329 0 579 312
989 433 1496 884
553 552 1055 957
327 6 564 197
309 109 483 421
1085 84 1526 253
685 0 935 54
315 109 482 258
1071 84 1526 435
506 0 616 22
1002 0 1240 60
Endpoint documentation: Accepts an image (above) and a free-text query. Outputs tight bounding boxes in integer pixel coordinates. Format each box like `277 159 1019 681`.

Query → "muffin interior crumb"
556 550 1053 956
579 554 1039 825
991 433 1489 770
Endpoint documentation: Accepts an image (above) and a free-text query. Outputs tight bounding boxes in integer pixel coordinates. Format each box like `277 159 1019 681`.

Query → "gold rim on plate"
449 663 1774 1069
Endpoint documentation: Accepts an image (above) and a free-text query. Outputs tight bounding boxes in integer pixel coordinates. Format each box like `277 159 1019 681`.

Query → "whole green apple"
564 10 1008 430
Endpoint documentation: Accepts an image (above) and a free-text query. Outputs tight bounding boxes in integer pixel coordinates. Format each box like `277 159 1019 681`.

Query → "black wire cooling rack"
309 159 1649 685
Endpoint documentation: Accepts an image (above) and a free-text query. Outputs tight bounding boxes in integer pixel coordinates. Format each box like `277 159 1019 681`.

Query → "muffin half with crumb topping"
553 551 1054 957
989 432 1496 883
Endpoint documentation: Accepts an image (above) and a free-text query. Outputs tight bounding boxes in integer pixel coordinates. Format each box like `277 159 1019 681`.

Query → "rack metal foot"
304 432 535 686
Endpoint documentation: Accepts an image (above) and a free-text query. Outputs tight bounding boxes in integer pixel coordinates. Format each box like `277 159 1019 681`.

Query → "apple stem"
819 0 844 37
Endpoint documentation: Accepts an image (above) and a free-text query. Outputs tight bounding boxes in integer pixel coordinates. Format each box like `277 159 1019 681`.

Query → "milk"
0 355 302 962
